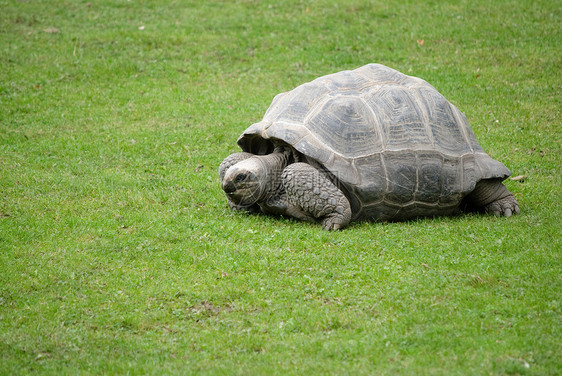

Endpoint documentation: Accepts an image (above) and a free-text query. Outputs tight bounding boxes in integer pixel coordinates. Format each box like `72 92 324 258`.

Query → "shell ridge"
297 132 344 162
302 88 331 124
411 87 437 148
358 96 386 150
450 104 474 153
379 155 390 203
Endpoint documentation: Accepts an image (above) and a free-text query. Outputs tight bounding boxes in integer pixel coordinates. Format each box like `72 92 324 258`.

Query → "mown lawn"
0 0 560 375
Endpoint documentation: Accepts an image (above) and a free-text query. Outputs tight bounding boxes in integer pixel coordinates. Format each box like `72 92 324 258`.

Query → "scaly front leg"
282 163 352 230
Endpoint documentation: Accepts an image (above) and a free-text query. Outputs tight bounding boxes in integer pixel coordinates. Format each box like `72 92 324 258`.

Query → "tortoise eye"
235 173 246 183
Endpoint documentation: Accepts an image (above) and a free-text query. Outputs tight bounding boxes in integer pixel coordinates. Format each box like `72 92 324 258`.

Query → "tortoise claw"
484 195 519 218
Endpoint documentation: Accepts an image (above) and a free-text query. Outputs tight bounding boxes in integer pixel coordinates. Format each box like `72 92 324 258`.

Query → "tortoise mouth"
224 185 261 206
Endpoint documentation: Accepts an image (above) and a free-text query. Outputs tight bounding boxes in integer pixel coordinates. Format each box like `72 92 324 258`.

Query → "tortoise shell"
237 64 511 221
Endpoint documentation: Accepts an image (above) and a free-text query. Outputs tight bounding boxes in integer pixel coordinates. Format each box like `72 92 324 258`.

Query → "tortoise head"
221 156 267 206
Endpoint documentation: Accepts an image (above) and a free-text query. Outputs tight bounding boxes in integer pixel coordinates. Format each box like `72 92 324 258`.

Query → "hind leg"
465 179 520 217
282 163 352 231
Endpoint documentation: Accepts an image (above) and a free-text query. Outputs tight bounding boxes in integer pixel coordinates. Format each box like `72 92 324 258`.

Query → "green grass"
0 0 560 374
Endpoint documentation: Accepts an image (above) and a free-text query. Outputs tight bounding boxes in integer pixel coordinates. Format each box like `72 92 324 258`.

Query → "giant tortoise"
219 63 519 230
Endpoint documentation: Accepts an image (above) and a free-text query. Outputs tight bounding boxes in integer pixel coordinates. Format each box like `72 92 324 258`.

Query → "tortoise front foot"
282 163 352 231
321 211 349 231
484 195 520 217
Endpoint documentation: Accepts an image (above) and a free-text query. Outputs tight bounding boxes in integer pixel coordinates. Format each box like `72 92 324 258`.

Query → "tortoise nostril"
223 182 236 194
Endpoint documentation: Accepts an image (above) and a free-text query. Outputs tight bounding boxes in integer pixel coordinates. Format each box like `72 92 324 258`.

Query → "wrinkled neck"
255 149 292 201
261 150 291 172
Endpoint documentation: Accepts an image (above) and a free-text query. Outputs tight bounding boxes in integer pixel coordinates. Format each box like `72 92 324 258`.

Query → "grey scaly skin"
282 163 352 230
463 179 520 217
220 148 352 230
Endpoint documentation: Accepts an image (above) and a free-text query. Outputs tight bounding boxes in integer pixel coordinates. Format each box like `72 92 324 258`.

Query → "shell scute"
354 63 407 85
264 83 330 124
324 152 360 186
382 151 418 204
415 86 473 154
439 156 464 205
415 153 443 203
320 69 376 93
304 95 382 158
362 86 432 150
